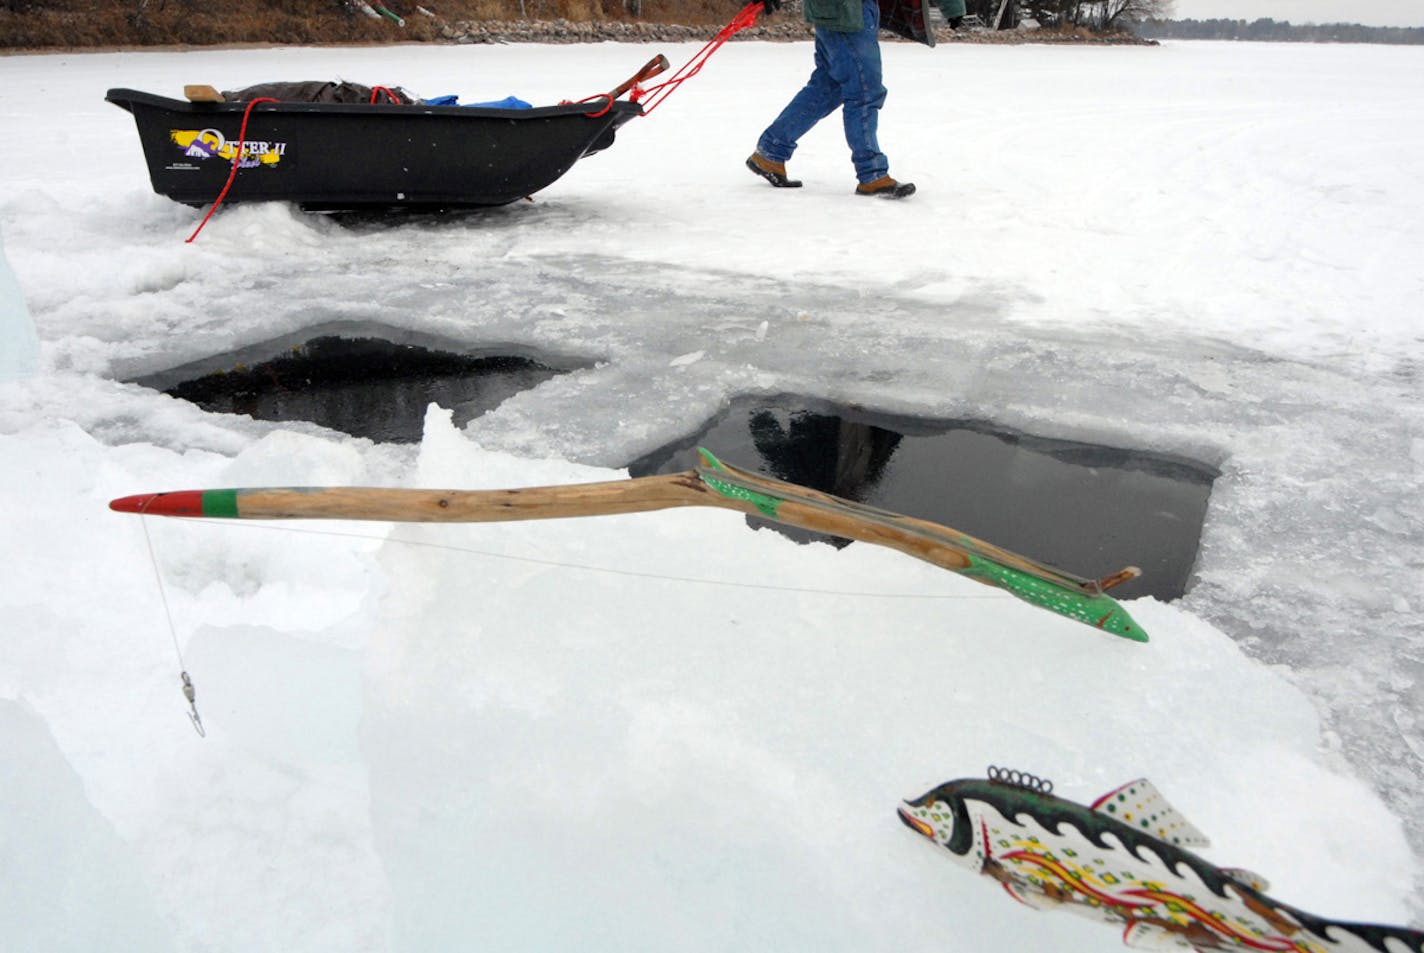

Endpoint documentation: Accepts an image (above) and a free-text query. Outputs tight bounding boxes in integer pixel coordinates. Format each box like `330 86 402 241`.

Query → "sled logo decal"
168 128 287 169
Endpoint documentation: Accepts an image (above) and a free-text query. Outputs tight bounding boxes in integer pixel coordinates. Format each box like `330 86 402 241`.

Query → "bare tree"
1072 0 1174 29
1022 0 1169 30
1102 0 1172 29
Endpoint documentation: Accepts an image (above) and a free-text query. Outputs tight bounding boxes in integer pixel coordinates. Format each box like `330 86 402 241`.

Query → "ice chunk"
0 227 39 383
0 700 173 951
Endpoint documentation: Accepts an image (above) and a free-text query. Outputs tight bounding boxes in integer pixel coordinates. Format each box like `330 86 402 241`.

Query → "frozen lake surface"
1 36 1422 952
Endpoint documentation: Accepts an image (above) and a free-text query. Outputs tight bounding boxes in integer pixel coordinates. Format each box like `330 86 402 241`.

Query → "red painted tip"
109 493 156 513
109 490 207 517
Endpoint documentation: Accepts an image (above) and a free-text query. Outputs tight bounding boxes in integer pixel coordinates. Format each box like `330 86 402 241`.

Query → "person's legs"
750 3 905 194
754 32 844 165
825 1 889 184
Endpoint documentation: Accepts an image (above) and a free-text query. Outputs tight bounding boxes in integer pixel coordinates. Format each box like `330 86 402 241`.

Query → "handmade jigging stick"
110 449 1146 641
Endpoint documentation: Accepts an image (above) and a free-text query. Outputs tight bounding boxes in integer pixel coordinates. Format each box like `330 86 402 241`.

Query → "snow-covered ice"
1 37 1422 952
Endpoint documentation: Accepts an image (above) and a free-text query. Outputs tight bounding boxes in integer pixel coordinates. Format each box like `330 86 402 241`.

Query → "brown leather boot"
856 176 916 199
746 153 803 189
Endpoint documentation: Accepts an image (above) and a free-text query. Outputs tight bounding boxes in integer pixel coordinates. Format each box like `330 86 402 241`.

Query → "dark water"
627 397 1218 601
132 332 580 444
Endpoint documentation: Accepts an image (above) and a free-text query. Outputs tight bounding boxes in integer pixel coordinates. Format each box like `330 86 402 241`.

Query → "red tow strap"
185 96 279 244
574 93 616 118
633 2 766 115
569 2 766 117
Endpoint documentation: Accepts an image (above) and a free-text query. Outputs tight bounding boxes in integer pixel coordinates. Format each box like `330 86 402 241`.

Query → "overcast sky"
1170 0 1424 26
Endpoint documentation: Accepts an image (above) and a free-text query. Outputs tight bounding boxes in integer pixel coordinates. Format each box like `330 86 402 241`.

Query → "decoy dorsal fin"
1090 779 1211 848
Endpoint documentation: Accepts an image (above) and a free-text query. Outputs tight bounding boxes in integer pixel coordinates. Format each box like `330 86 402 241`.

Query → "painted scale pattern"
700 473 781 518
960 552 1143 641
900 779 1424 953
697 452 1146 642
984 816 1299 951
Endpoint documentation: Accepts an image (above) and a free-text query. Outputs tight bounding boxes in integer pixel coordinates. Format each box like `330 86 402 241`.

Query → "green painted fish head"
1092 600 1148 642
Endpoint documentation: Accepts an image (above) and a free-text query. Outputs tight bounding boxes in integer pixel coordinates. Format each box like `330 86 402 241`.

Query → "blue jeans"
756 1 889 184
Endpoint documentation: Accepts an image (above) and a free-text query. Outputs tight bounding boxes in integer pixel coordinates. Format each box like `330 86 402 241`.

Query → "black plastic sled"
105 88 643 211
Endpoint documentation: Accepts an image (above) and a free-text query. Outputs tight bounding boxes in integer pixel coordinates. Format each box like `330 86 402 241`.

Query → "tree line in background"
0 0 1174 40
1137 17 1423 43
8 0 1416 48
0 0 750 46
0 0 748 21
355 0 1170 28
428 0 743 20
968 0 1172 32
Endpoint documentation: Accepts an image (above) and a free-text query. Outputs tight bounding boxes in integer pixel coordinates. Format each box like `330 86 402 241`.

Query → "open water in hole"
131 327 583 444
627 396 1218 601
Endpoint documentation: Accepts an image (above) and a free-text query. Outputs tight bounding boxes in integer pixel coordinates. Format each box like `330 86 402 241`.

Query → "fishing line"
168 516 1014 603
138 511 206 737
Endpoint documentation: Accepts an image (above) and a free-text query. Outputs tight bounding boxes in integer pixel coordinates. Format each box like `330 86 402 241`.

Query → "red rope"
572 93 614 118
635 1 766 115
369 85 401 104
185 96 279 244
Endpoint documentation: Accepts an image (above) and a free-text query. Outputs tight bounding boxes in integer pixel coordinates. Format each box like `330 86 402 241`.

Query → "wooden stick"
1094 566 1142 593
183 85 225 103
610 54 670 100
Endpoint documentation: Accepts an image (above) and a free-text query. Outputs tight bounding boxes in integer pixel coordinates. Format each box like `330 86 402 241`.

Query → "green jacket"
803 0 968 34
801 0 864 31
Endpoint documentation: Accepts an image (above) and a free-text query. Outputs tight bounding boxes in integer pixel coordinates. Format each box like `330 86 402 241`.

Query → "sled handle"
611 54 670 100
